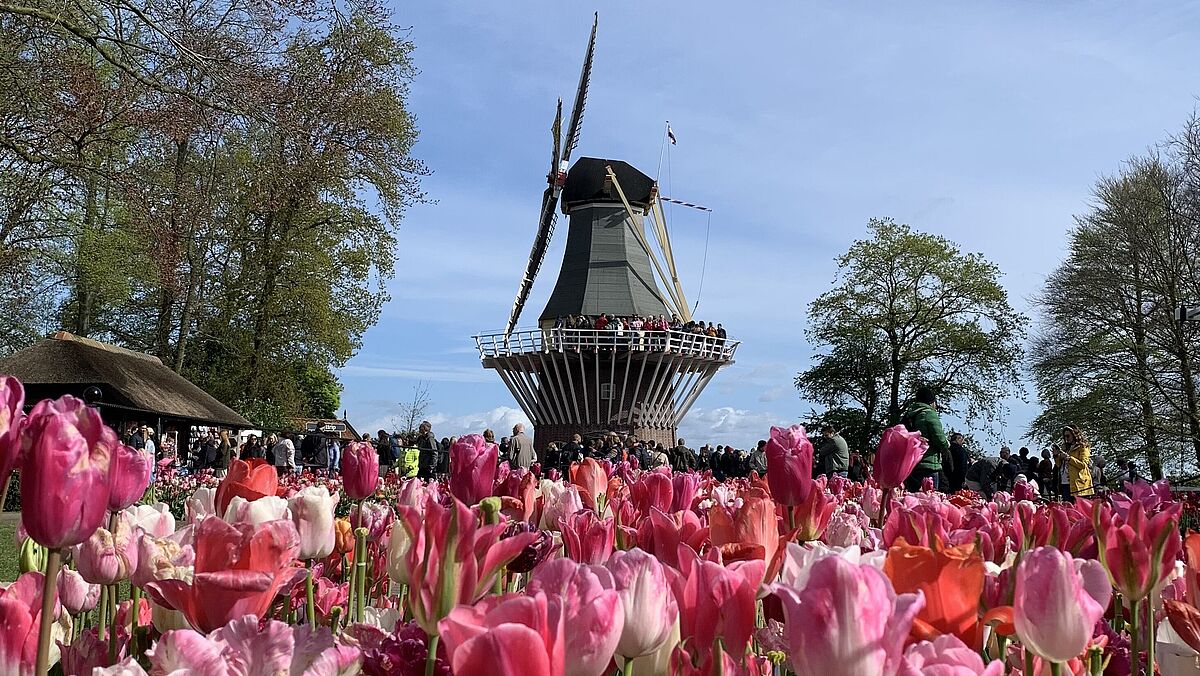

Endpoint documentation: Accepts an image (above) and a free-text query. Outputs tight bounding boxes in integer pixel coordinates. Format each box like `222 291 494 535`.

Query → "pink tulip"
108 443 152 511
439 591 565 676
20 395 116 548
145 516 302 632
0 376 25 490
671 547 765 662
671 472 701 513
605 548 679 659
1012 546 1110 664
0 572 46 674
634 508 708 571
288 485 339 560
539 482 584 531
60 628 116 675
75 511 140 585
630 471 673 518
1094 499 1182 602
394 494 538 635
57 567 99 615
765 425 814 505
449 434 499 506
791 479 836 543
560 510 615 565
528 559 624 676
124 503 176 538
897 635 1004 676
130 534 193 588
873 424 928 491
340 440 380 500
350 499 393 541
775 555 924 676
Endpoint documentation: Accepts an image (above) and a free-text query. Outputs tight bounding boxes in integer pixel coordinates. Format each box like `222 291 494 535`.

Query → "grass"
0 517 18 582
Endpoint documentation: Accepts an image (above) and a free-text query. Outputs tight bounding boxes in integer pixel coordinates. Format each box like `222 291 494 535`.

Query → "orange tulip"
709 488 783 581
333 517 355 555
884 537 986 650
1185 532 1200 606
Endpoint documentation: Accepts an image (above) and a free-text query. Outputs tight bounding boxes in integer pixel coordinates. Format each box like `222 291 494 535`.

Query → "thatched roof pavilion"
0 331 249 428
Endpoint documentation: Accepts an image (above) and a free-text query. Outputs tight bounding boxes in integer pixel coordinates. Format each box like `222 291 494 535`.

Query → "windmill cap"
562 158 654 211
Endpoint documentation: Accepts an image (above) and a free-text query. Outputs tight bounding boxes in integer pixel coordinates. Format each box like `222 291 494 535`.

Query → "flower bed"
2 374 1199 675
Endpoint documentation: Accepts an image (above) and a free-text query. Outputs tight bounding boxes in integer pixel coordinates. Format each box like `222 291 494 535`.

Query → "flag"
667 123 676 145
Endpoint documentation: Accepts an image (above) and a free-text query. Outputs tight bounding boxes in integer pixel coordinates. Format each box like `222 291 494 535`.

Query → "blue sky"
337 2 1200 449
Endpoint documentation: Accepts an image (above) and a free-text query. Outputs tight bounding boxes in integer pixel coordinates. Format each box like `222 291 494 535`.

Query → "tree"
797 219 1027 439
396 381 431 436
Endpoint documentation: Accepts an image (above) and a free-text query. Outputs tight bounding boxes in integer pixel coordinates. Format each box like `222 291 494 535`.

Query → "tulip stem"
97 585 108 641
621 657 634 676
425 634 440 676
1049 663 1063 676
307 569 317 630
109 584 119 663
355 527 368 623
34 548 61 676
1129 597 1140 676
1146 597 1156 676
129 586 141 655
1024 647 1034 676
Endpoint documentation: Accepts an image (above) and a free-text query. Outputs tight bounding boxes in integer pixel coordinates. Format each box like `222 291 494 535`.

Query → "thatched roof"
0 332 250 427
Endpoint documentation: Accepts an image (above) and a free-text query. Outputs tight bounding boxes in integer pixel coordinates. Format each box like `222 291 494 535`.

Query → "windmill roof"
562 158 655 210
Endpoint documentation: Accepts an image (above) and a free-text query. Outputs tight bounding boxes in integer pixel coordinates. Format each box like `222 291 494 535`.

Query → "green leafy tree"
797 219 1027 436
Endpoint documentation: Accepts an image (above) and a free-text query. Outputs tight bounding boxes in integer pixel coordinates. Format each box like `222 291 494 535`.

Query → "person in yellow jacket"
399 441 420 479
1055 425 1093 497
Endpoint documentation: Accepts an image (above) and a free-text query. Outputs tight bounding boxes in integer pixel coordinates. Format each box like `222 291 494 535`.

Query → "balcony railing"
475 328 739 362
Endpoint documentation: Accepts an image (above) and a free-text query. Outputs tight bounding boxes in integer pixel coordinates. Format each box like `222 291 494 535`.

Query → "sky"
337 1 1200 449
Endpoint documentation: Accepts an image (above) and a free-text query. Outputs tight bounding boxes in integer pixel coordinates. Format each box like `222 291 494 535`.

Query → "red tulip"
1093 498 1182 602
341 441 380 500
790 478 836 542
634 508 708 571
1165 599 1200 653
874 425 928 491
145 516 302 632
20 395 115 549
884 539 986 650
108 443 152 511
449 434 498 506
393 494 537 635
214 458 279 517
630 470 673 518
571 458 609 511
0 376 25 490
439 591 565 676
559 510 616 565
765 425 814 505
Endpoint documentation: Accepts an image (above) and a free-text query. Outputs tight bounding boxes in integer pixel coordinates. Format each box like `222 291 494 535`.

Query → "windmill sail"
503 15 598 336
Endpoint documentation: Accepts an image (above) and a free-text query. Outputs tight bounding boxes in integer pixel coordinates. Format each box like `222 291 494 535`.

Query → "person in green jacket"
399 436 421 479
900 386 952 491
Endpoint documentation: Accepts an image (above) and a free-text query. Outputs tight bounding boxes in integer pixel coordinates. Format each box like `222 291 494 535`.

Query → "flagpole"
656 120 669 180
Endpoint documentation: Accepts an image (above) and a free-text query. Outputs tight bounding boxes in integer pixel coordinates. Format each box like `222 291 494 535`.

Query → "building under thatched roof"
0 331 250 428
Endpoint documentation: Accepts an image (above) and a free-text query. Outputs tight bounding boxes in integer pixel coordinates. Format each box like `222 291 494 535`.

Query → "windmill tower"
474 16 737 447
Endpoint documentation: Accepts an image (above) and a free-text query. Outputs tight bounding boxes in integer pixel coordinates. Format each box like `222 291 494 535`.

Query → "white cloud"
358 406 532 440
678 406 797 448
758 386 789 403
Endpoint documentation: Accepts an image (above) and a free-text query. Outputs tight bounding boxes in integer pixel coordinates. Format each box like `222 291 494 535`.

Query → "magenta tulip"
671 547 764 662
0 572 46 674
1012 546 1110 664
75 511 140 585
873 424 928 491
765 425 814 505
340 441 380 500
605 548 678 659
559 510 616 565
449 434 499 506
0 375 25 491
1094 499 1182 602
528 558 624 676
108 443 152 511
20 395 116 549
775 555 924 676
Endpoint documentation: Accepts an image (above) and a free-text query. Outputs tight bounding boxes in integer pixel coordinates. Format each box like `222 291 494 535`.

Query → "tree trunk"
1130 261 1163 479
72 170 100 336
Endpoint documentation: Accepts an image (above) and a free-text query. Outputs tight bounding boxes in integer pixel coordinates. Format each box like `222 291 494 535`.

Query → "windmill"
503 14 597 337
477 15 738 447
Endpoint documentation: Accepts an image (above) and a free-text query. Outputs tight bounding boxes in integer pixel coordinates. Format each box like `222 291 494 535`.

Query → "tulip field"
3 377 1200 675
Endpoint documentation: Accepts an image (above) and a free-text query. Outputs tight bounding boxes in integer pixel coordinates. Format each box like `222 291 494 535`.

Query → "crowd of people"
547 313 729 353
137 384 1135 505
